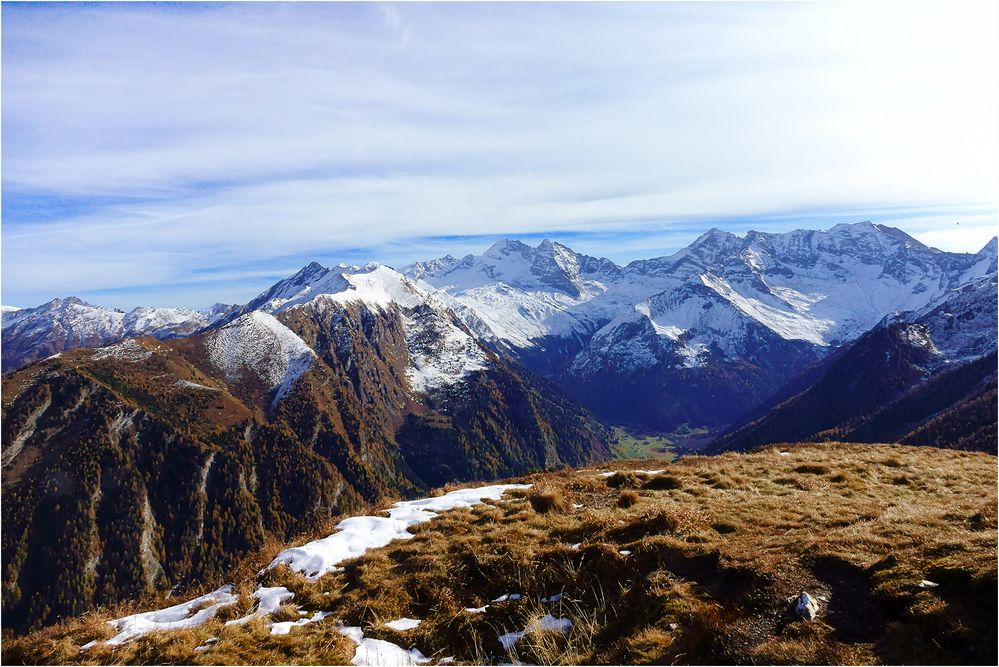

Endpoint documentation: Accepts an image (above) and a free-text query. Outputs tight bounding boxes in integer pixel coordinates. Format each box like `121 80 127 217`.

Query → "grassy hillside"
4 443 995 665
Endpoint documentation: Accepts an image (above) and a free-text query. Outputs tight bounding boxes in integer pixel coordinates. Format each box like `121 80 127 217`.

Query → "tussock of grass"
4 443 996 665
616 490 640 508
642 473 682 490
528 485 572 514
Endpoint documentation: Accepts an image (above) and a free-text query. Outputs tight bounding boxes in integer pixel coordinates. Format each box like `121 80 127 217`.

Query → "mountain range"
2 221 996 632
5 221 994 434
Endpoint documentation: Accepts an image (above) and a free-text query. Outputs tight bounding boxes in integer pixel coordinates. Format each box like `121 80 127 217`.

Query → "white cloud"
2 1 997 308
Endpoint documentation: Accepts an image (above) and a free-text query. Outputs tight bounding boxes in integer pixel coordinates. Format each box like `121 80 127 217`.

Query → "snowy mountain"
3 221 995 433
710 268 998 453
2 220 996 636
1 298 216 370
229 262 493 396
411 223 991 356
903 272 998 365
1 276 609 633
407 223 996 431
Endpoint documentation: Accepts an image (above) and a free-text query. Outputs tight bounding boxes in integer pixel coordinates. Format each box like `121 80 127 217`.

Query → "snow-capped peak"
250 263 428 314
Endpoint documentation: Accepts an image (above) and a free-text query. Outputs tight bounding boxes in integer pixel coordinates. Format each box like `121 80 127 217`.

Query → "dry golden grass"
4 443 996 665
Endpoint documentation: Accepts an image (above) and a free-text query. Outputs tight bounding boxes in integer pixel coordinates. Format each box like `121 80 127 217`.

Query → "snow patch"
384 618 422 632
597 469 664 477
337 625 431 666
899 324 940 354
700 273 832 346
225 586 295 626
90 585 239 647
268 484 531 580
270 611 330 635
193 637 218 653
498 615 572 651
402 310 489 393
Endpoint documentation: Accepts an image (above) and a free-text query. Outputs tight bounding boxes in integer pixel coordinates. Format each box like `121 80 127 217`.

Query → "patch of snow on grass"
337 625 431 666
385 618 422 631
498 615 572 651
270 611 330 635
226 586 295 626
194 637 219 653
597 469 664 477
92 585 239 647
269 484 531 580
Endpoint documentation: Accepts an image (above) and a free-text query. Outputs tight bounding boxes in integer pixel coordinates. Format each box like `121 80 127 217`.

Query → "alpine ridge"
5 222 996 437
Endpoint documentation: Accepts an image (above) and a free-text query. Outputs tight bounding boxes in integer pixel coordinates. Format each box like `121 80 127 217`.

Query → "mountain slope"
5 445 996 666
844 353 997 450
1 267 610 633
6 223 995 435
709 274 998 453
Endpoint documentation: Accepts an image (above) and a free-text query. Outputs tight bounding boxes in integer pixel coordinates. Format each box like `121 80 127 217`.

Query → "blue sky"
2 1 997 310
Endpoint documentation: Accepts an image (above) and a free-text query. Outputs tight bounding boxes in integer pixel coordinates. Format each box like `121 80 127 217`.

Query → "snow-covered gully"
82 483 531 664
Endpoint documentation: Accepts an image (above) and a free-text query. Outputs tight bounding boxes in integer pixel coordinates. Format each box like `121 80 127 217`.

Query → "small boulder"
793 591 820 621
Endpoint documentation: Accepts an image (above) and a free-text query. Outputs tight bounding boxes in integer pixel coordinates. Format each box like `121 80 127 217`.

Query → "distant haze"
2 2 996 309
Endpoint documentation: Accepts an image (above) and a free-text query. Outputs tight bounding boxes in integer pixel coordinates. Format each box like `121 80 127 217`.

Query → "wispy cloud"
2 2 996 308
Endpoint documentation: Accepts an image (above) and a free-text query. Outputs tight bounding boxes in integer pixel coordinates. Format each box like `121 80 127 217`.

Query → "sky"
2 1 997 310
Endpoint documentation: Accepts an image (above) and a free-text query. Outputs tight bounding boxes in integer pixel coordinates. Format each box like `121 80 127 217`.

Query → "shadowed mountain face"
1 283 609 633
709 274 999 454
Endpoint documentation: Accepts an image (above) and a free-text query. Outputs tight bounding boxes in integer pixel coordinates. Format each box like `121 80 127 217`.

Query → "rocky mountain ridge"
5 222 996 435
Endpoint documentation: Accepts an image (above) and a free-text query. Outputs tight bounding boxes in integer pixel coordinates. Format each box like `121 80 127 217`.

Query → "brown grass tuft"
643 473 682 490
617 490 640 508
528 486 571 514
